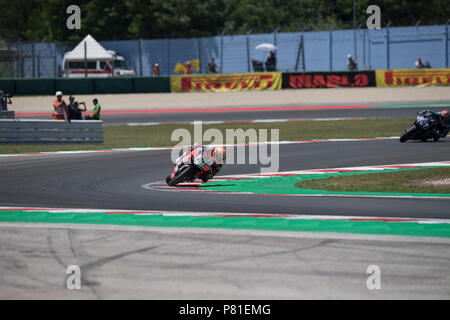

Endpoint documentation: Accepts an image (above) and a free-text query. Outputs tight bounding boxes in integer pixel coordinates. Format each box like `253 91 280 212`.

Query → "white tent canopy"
255 43 278 51
64 34 113 60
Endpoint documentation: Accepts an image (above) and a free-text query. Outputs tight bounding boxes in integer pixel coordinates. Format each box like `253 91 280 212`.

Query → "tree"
0 0 448 42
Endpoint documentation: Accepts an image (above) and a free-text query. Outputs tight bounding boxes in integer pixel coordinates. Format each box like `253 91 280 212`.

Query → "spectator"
84 98 101 120
206 57 220 74
52 91 70 121
265 51 277 71
0 90 12 111
184 61 193 74
67 96 86 120
347 54 358 70
152 63 160 76
415 57 425 68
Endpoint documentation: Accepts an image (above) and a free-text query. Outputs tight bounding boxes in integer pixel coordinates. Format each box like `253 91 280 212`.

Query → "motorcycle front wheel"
400 126 417 143
167 165 197 186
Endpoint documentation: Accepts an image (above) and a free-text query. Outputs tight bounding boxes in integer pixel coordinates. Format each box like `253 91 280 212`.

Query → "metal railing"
0 119 103 144
0 111 14 119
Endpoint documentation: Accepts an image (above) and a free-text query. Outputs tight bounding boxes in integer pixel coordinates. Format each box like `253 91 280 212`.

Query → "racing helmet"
213 146 226 164
440 110 449 123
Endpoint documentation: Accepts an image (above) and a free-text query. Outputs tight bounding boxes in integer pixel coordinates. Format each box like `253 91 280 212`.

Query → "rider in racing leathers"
436 109 450 137
187 143 226 182
417 109 450 138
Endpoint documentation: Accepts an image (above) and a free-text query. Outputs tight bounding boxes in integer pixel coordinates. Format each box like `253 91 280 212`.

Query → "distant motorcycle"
399 110 441 143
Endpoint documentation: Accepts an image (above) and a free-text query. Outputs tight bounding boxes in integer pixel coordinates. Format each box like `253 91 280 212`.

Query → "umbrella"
255 43 278 51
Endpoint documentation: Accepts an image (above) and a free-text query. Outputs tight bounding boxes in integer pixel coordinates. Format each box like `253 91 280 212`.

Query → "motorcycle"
399 111 441 143
165 147 206 186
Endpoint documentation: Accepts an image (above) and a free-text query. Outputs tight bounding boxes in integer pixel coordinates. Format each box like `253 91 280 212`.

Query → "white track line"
0 137 399 158
123 117 370 126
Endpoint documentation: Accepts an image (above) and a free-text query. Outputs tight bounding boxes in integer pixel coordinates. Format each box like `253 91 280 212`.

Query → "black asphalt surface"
4 100 450 300
17 106 449 125
1 139 449 219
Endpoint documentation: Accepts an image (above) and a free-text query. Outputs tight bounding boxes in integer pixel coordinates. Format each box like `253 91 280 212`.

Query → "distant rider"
436 110 450 137
418 109 450 138
187 143 226 182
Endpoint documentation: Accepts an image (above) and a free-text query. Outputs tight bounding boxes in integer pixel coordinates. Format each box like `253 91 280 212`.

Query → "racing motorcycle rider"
184 143 226 183
416 109 450 138
436 109 450 138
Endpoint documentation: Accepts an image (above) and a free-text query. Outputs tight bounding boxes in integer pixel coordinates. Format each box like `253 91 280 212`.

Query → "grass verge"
0 117 410 154
295 167 450 194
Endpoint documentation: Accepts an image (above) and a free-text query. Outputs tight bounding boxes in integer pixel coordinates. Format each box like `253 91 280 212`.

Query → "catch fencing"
99 25 450 76
0 24 448 78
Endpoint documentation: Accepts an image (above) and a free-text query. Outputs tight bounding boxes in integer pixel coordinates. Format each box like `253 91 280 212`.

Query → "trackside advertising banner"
170 72 282 92
376 69 450 87
282 71 376 89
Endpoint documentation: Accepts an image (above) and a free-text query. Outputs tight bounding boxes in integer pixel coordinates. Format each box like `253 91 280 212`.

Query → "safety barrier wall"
170 72 282 92
1 68 448 96
282 71 376 89
0 79 15 95
282 68 449 88
375 68 450 87
0 119 103 144
0 76 171 96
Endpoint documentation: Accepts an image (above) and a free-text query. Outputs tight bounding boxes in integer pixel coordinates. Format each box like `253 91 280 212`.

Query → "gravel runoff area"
9 86 450 113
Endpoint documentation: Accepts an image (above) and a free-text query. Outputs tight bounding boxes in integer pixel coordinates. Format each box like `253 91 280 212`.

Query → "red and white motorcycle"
166 146 210 186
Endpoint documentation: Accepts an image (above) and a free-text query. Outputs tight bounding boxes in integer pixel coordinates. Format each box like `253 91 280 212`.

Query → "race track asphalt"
1 139 449 219
1 223 448 299
2 102 450 299
16 105 450 125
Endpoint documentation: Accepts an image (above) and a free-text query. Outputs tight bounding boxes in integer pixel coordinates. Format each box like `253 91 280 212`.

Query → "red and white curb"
228 161 450 178
143 161 450 199
0 206 449 224
0 136 399 158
